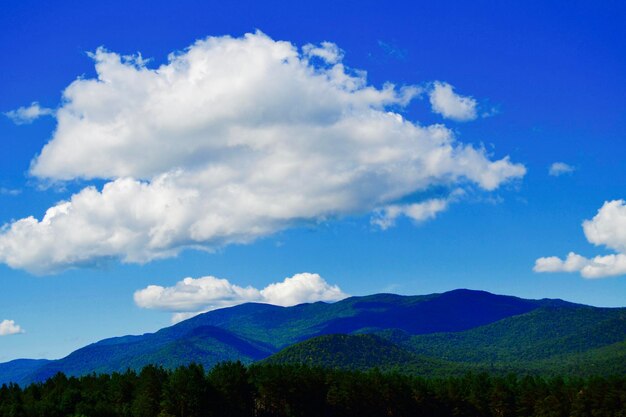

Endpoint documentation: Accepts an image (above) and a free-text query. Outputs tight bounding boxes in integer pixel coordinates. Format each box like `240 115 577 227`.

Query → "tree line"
1 362 625 417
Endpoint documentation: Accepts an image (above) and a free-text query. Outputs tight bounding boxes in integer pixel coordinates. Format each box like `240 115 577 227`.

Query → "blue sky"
1 0 625 361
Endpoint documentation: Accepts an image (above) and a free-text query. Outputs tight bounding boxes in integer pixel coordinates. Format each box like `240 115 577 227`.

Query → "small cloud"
534 252 626 279
4 102 54 125
481 106 500 118
534 200 626 278
0 319 25 336
371 189 465 230
534 252 591 274
302 41 343 64
0 188 21 196
134 272 348 323
549 162 575 176
377 40 407 60
372 198 449 230
429 82 477 121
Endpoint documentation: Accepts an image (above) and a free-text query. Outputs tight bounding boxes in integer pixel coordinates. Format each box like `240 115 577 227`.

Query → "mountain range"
1 289 625 385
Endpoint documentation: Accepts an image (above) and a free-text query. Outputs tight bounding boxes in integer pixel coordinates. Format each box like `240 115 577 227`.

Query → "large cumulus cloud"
0 32 525 274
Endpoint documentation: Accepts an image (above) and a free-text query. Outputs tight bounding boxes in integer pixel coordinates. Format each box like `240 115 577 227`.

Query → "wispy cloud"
377 40 407 60
0 188 21 196
4 102 54 125
371 189 465 230
302 41 343 64
549 162 575 176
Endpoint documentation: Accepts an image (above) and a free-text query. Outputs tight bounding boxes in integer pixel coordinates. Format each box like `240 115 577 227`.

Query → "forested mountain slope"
1 289 622 384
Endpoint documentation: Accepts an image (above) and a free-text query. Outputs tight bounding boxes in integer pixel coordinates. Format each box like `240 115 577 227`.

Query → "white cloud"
0 320 24 336
371 198 449 230
302 41 343 64
371 188 465 229
0 188 21 196
0 32 525 274
4 102 54 125
582 200 626 253
259 273 346 306
549 162 575 176
429 82 478 121
534 200 626 278
134 272 348 323
534 252 592 273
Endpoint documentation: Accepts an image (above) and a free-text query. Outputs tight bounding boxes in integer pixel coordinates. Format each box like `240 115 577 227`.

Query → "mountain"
404 305 626 363
0 289 623 385
265 304 626 377
538 339 626 376
0 359 51 386
170 289 558 347
263 334 421 369
28 325 275 384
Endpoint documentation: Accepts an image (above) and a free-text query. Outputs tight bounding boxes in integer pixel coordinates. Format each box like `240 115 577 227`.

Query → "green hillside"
527 339 626 376
264 306 626 378
265 334 421 369
404 306 626 363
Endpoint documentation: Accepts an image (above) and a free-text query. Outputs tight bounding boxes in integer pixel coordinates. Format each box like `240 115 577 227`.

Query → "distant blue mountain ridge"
1 289 624 385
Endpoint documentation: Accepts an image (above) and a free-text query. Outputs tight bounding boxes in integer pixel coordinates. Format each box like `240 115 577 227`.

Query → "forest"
0 362 625 417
